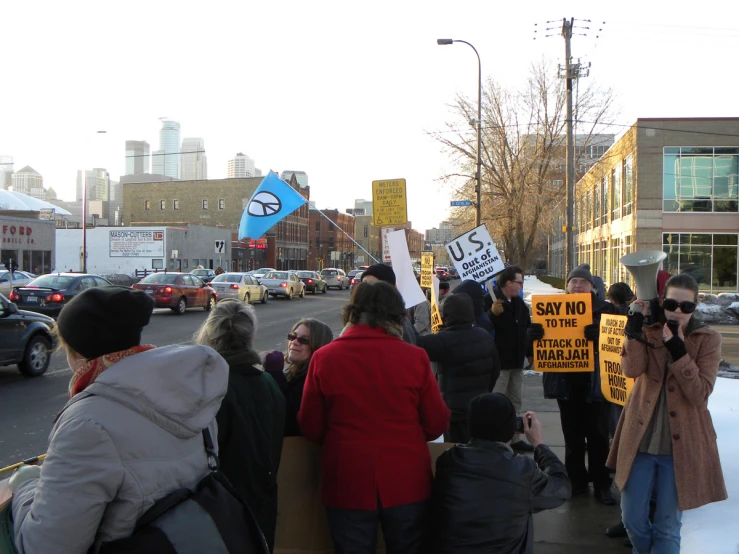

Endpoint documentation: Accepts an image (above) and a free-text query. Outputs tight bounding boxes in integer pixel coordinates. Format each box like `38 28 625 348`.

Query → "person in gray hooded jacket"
8 287 229 554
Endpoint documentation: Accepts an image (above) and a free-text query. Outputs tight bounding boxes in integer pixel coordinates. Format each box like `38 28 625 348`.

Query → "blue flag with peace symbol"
238 171 308 240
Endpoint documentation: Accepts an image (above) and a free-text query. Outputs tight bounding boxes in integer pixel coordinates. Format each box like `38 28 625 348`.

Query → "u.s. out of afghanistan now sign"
445 225 505 282
109 230 164 257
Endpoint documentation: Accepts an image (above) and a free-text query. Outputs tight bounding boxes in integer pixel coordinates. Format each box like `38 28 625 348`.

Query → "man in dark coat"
416 292 500 442
430 393 571 553
216 349 286 552
453 279 493 333
489 265 533 451
527 264 618 505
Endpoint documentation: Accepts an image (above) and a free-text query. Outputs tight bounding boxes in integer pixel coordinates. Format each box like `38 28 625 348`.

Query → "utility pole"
562 18 575 278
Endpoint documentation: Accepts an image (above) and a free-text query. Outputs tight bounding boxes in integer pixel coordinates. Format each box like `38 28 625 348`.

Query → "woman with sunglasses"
263 318 333 437
607 273 727 553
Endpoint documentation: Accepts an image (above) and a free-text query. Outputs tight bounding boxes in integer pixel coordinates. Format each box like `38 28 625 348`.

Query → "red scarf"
68 345 156 398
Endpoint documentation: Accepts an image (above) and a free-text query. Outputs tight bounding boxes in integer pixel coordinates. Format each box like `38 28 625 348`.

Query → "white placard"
386 229 426 309
445 224 505 283
215 240 226 254
109 230 164 257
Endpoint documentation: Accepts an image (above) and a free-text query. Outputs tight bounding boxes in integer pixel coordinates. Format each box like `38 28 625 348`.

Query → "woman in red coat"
298 281 450 554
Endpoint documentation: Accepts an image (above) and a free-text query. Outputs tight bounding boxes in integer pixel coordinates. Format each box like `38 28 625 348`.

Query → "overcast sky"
2 0 738 232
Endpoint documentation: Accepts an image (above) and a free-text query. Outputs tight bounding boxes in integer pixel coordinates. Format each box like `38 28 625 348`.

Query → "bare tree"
431 60 618 271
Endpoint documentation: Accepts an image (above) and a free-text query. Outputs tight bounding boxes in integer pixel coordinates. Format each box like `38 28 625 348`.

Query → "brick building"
308 208 356 271
122 175 310 271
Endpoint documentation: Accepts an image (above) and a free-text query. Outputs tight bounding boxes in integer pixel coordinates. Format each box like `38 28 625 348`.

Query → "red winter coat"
298 324 450 510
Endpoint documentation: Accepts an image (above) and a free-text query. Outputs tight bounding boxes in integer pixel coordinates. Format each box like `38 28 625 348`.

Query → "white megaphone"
620 250 667 315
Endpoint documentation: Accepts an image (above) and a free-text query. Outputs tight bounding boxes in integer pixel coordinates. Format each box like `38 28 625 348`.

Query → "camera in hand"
666 320 680 337
516 415 533 434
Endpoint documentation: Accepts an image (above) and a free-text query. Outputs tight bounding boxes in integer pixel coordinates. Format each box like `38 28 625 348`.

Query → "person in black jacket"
527 264 618 505
263 318 334 437
430 392 571 553
416 292 500 442
488 265 533 451
453 280 493 333
193 299 286 552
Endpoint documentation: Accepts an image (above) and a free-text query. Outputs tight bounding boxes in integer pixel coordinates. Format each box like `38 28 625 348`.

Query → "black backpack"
98 428 269 554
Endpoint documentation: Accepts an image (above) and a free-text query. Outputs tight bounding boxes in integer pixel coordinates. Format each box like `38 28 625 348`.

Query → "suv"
190 269 216 283
0 293 55 376
320 268 350 290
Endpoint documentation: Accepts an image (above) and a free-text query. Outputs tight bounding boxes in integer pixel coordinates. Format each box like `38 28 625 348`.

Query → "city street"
0 288 353 468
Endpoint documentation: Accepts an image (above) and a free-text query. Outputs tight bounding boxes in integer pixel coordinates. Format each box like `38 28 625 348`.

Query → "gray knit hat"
567 264 594 286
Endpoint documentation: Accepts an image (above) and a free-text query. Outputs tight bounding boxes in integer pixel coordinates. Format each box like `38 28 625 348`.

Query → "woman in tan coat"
607 273 727 554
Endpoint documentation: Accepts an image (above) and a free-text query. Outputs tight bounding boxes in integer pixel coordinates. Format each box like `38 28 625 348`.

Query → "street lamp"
437 38 482 227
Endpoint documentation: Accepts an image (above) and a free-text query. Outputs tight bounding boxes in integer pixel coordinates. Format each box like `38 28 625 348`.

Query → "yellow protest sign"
531 293 594 372
430 276 442 333
372 178 408 227
420 251 434 289
599 314 635 406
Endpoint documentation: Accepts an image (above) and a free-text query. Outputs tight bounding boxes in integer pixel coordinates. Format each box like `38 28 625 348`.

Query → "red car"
132 272 217 315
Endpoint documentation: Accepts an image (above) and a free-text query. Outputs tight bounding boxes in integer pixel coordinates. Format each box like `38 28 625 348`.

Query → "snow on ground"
522 275 564 308
682 377 739 554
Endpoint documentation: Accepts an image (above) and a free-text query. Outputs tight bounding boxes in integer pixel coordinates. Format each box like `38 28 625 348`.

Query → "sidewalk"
527 325 737 552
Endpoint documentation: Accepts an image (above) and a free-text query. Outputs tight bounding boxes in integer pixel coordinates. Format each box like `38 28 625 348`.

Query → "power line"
125 150 205 159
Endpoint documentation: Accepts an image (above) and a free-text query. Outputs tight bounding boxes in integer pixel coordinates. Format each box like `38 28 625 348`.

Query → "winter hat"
360 264 396 285
57 287 155 360
441 293 475 326
567 264 594 286
453 280 485 315
468 392 518 443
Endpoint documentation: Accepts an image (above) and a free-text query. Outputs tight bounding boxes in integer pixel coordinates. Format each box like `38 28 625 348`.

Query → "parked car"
9 273 116 319
209 272 268 304
0 270 35 297
435 267 450 282
296 271 327 294
0 293 55 377
347 269 363 279
320 268 350 290
260 271 305 299
132 272 217 315
252 267 277 282
190 268 216 283
350 271 364 288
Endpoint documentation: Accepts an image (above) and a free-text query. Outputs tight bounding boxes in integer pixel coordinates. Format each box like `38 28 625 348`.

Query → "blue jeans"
621 453 682 554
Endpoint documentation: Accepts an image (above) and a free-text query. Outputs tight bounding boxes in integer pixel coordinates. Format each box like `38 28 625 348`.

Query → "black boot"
605 521 627 538
594 485 617 506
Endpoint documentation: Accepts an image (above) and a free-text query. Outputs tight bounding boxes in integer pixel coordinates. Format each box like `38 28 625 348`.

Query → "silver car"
0 270 35 297
260 271 305 299
252 267 277 282
320 268 350 290
209 272 268 304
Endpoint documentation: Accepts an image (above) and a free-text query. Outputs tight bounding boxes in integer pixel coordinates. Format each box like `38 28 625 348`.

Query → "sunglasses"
287 333 311 345
662 298 697 314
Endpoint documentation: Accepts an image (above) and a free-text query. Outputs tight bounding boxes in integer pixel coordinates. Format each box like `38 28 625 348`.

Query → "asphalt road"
0 287 353 468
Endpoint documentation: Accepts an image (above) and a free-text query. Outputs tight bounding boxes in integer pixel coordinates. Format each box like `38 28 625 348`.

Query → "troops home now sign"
109 230 164 257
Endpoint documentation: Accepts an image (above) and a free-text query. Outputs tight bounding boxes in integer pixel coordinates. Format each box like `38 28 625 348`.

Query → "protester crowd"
1 262 726 554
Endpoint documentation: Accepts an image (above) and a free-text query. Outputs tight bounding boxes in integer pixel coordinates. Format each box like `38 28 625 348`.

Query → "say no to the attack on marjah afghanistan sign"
420 251 434 289
531 293 594 372
445 225 505 283
599 314 635 405
372 179 407 227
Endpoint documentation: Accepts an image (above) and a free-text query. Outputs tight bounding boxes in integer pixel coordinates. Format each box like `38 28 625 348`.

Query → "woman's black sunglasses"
287 333 311 345
662 298 697 314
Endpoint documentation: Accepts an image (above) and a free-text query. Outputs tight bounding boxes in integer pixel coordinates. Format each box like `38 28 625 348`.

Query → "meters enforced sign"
445 225 505 282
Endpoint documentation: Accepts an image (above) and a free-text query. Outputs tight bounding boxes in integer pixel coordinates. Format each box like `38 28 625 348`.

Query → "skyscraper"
0 156 13 189
77 168 110 201
153 119 180 179
227 152 256 178
125 141 150 175
280 170 308 188
180 137 207 180
12 166 45 199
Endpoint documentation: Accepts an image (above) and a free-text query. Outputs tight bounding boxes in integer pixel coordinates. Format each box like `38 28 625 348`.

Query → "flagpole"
308 202 380 264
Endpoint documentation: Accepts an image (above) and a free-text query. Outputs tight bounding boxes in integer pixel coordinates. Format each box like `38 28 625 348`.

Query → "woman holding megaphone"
607 273 727 554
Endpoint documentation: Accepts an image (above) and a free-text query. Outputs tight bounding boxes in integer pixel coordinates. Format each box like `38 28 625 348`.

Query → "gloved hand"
664 336 688 361
624 312 645 339
491 299 505 317
8 464 41 493
583 323 600 341
527 323 545 342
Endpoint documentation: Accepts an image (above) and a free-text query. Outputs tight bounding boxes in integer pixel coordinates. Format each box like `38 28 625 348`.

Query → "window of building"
623 155 634 216
586 190 593 231
594 181 601 227
202 199 208 210
173 199 180 210
315 220 320 231
663 232 738 292
218 199 225 210
601 174 610 223
364 225 368 238
145 200 151 210
612 163 622 221
663 147 739 213
160 200 166 210
610 237 621 284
